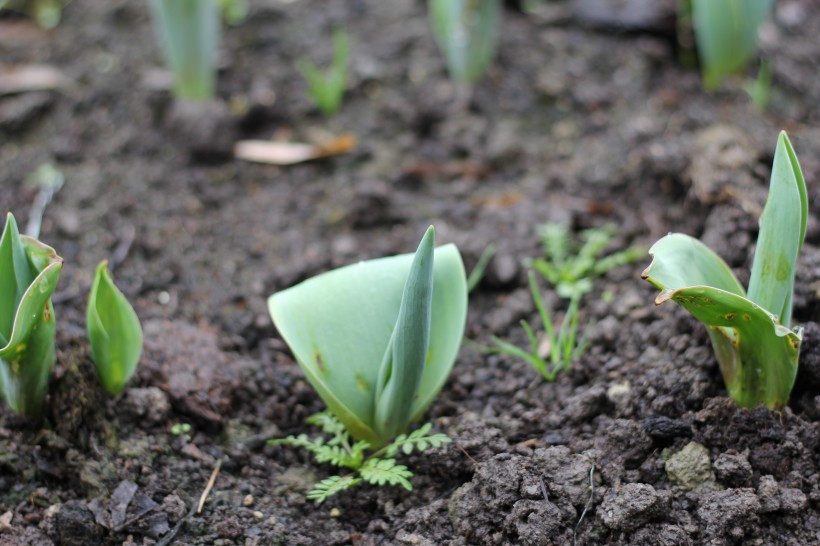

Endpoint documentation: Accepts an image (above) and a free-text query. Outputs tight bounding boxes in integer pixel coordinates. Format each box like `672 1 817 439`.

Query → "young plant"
149 0 220 101
0 213 62 416
298 29 350 116
688 0 774 91
87 260 143 396
530 223 645 300
428 0 501 85
0 0 66 29
271 411 451 503
268 226 467 448
492 224 642 379
491 272 587 381
642 131 807 409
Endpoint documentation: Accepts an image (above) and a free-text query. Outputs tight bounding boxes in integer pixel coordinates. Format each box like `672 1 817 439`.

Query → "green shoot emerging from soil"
686 0 774 91
492 224 643 380
643 131 806 409
428 0 501 85
0 0 66 29
149 0 220 101
87 260 143 396
298 29 349 116
491 272 587 381
530 224 645 300
0 213 63 416
268 227 467 447
270 411 450 503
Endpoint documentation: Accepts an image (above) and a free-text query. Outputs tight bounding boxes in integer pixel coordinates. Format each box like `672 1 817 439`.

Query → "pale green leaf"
373 227 435 442
87 260 143 396
0 213 63 416
692 0 774 90
268 233 467 446
429 0 501 84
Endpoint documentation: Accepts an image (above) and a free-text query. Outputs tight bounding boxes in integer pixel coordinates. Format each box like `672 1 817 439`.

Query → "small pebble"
243 495 254 507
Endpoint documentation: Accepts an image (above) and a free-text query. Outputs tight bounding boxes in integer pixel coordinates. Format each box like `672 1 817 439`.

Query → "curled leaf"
0 212 62 416
87 260 143 395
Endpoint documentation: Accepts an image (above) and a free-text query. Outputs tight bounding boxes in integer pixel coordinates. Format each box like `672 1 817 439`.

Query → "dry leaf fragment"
234 133 357 165
0 511 12 533
0 64 70 95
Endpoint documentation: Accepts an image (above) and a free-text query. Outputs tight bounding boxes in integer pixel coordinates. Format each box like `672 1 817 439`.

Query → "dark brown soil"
2 0 820 544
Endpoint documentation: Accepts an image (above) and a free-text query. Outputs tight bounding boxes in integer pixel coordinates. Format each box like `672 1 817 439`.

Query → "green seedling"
743 60 772 113
466 243 496 292
530 223 645 300
298 29 350 116
170 422 191 436
491 272 587 381
0 0 67 29
271 411 450 503
428 0 501 85
87 260 143 396
689 0 774 91
219 0 248 25
492 224 641 379
643 131 807 409
268 226 467 448
149 0 220 101
0 213 62 416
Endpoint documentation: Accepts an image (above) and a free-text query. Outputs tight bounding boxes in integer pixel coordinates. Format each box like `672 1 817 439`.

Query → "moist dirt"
1 0 820 544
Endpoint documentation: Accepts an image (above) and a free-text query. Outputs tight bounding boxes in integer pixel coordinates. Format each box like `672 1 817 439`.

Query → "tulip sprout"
87 260 143 396
492 224 643 380
643 131 806 409
688 0 774 91
298 29 350 117
0 213 63 416
269 227 466 499
149 0 220 101
428 0 501 85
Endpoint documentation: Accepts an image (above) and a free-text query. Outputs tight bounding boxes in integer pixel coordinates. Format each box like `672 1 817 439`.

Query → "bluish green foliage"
270 412 450 503
690 0 774 90
429 0 501 84
491 272 587 381
0 213 62 416
298 29 350 116
149 0 220 101
87 260 143 396
643 132 806 409
268 227 467 447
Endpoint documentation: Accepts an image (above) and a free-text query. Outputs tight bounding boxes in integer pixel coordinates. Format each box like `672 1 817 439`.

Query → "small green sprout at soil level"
149 0 220 101
687 0 774 91
643 131 806 409
429 0 501 85
170 422 192 436
268 226 467 448
219 0 248 25
0 213 62 416
530 223 645 300
492 224 643 380
87 260 143 396
0 0 66 29
491 272 587 381
298 29 349 117
270 412 450 503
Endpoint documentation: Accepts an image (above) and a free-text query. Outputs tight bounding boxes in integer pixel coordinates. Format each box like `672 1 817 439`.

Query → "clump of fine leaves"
492 224 643 380
270 411 451 503
298 29 349 116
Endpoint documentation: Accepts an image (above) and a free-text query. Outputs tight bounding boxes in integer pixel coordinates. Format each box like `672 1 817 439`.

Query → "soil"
1 0 820 544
